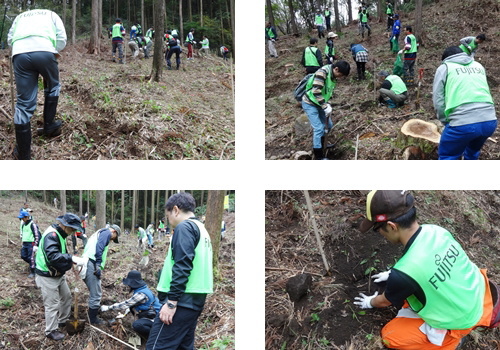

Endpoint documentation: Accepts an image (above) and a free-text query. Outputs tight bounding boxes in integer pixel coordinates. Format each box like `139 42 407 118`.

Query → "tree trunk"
141 0 145 33
230 0 234 60
414 0 423 43
378 0 383 22
205 191 224 282
87 190 90 216
200 190 205 207
43 190 47 204
150 0 165 82
200 0 203 26
150 190 155 226
144 191 148 227
111 190 115 223
179 0 184 45
155 189 160 226
347 0 353 23
188 0 192 22
121 190 125 231
98 0 103 40
96 190 106 230
60 190 67 214
79 190 83 215
266 0 275 27
63 0 67 26
334 0 341 33
132 190 137 231
88 0 100 54
287 0 298 34
72 0 76 44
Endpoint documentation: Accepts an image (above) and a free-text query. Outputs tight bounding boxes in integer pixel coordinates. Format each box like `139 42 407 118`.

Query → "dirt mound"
265 0 500 160
265 190 500 349
0 40 234 160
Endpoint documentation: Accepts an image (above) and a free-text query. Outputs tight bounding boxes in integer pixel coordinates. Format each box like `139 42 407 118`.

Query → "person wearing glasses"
355 190 499 349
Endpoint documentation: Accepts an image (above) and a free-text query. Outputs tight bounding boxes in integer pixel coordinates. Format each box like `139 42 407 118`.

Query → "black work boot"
88 307 105 325
14 122 31 160
37 96 62 137
313 148 324 160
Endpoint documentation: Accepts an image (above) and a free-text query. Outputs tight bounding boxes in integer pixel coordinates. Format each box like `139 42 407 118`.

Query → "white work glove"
371 270 391 283
72 255 86 266
398 49 404 55
32 246 38 254
82 234 87 239
323 104 332 116
100 305 110 312
353 291 378 309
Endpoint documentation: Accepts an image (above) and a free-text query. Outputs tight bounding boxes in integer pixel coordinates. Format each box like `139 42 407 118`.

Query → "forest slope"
265 0 500 160
0 40 235 160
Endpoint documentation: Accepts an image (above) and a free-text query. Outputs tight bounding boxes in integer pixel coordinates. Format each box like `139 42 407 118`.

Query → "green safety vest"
21 220 35 242
386 5 393 15
201 39 209 48
11 10 57 48
406 34 417 53
144 36 151 44
443 61 493 118
157 219 213 294
325 10 331 16
159 222 165 229
83 229 109 269
305 65 336 106
459 40 478 55
394 224 484 329
360 12 368 23
112 23 123 38
186 33 193 43
315 15 324 25
35 226 66 274
266 27 275 39
386 75 407 95
304 47 320 67
324 43 335 57
146 29 153 38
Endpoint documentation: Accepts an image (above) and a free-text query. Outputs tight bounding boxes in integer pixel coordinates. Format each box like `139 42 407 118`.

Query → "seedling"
310 313 320 323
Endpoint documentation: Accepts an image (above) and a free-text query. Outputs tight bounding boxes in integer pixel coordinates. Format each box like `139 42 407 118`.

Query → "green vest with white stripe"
157 219 213 294
305 65 336 106
83 229 110 269
11 10 57 48
35 226 66 274
394 224 484 329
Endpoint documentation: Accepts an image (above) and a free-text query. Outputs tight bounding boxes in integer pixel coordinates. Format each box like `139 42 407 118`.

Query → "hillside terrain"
265 190 500 349
0 40 235 160
0 194 235 349
265 0 500 160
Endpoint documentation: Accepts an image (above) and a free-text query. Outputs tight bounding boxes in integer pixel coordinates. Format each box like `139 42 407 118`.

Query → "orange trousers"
381 269 494 350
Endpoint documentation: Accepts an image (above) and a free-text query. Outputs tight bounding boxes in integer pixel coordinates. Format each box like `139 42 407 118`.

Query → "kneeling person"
101 270 161 339
377 70 407 108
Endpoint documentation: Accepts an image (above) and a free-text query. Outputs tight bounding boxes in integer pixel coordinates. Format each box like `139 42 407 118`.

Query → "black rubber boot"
14 122 31 160
37 96 62 137
313 148 324 160
88 307 105 325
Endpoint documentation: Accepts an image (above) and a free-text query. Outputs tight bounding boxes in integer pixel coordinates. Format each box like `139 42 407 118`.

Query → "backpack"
168 38 177 47
293 73 314 102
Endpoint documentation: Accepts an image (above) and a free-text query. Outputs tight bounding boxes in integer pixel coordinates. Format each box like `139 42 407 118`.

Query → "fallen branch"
0 105 10 120
303 190 330 275
219 139 235 160
265 266 324 278
354 134 359 160
88 324 137 349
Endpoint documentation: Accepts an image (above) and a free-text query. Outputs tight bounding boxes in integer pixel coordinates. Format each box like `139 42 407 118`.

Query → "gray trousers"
379 88 408 105
35 274 72 335
83 261 102 309
12 52 60 125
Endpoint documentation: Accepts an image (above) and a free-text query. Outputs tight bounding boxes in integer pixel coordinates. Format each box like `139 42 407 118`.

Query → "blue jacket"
350 44 367 55
133 285 162 313
392 19 401 36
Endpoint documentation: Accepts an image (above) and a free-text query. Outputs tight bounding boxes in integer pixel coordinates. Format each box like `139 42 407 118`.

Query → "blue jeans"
301 101 333 149
438 120 497 160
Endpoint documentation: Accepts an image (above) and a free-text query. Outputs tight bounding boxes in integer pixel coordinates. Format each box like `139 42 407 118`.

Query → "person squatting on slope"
100 270 162 339
35 213 86 341
432 46 497 160
301 61 351 160
355 190 500 349
7 9 67 160
377 70 407 108
301 37 323 74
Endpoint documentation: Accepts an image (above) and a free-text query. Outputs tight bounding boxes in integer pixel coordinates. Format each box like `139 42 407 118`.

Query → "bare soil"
265 0 500 160
0 40 234 160
265 190 500 349
0 193 234 349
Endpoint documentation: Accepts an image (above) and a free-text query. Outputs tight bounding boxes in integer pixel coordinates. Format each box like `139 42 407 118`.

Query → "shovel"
66 266 86 335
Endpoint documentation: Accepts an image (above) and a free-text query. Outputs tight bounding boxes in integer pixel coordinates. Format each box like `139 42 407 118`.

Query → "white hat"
328 32 338 38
